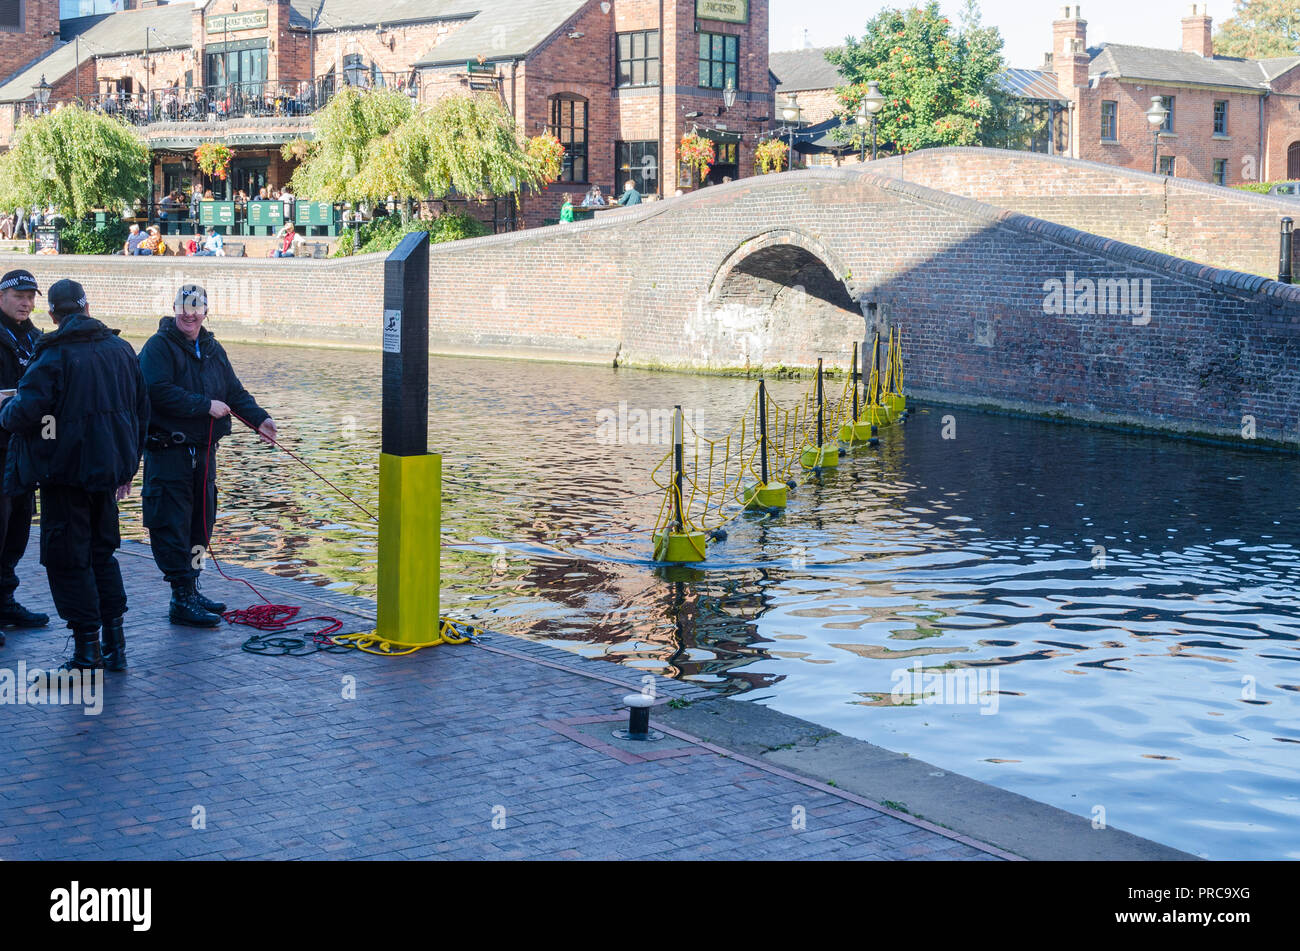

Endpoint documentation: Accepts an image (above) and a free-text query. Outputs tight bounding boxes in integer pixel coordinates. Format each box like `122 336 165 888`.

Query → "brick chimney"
1053 6 1089 98
1182 4 1213 57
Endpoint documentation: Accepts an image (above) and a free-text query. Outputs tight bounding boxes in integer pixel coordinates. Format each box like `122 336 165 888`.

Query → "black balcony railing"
13 73 420 127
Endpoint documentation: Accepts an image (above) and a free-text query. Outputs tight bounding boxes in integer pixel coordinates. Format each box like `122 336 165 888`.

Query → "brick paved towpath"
0 542 1011 861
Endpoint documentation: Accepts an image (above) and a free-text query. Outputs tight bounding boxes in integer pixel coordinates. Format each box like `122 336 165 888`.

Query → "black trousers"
39 485 127 635
0 449 35 600
142 444 217 585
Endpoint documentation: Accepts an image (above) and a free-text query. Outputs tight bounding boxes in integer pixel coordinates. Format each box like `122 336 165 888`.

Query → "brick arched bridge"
10 148 1300 446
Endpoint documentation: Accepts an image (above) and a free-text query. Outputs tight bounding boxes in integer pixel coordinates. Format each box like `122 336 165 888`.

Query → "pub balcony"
10 72 420 129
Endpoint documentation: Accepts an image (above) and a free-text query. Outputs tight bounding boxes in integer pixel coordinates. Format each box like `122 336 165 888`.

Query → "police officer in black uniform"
0 270 49 639
0 280 149 671
139 285 277 627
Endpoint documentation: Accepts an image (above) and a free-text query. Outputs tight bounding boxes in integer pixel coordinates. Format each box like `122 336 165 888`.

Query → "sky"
770 0 1239 66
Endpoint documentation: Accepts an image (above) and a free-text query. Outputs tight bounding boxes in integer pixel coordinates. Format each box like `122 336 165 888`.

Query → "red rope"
199 414 347 645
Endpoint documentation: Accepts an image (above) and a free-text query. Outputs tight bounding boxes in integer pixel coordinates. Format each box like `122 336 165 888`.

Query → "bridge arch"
699 229 868 368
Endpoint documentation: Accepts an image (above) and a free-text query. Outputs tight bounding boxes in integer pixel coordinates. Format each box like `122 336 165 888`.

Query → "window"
0 0 20 31
549 95 588 183
1213 158 1227 185
1159 95 1174 132
1213 100 1228 136
1159 155 1175 176
699 32 739 90
1101 101 1117 141
615 141 659 197
617 31 660 87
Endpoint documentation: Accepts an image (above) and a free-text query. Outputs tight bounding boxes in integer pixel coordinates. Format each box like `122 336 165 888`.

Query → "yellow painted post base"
866 405 896 428
375 452 442 647
800 444 840 470
653 531 708 563
743 481 789 510
838 420 877 444
887 394 906 416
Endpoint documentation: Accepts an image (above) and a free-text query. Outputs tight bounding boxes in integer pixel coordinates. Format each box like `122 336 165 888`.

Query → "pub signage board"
696 0 748 24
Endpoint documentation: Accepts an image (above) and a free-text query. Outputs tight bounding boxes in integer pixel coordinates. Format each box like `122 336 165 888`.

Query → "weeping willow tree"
286 85 416 202
353 92 559 201
0 105 150 219
290 89 560 204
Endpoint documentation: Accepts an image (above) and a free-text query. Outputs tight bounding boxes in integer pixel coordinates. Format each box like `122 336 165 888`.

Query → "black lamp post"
1280 217 1294 284
858 79 884 162
1146 95 1168 174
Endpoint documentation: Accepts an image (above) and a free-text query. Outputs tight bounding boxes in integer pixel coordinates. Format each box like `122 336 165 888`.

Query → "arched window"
1288 141 1300 181
549 94 588 184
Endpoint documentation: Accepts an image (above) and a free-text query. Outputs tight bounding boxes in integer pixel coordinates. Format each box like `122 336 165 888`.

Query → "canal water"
119 340 1300 860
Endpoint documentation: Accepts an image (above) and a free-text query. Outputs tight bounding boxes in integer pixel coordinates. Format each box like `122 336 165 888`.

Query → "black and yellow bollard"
745 379 789 510
653 405 707 563
375 231 442 646
801 358 839 470
839 340 875 445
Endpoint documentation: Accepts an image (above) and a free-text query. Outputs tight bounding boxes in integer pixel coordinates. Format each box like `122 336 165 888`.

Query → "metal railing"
13 72 420 126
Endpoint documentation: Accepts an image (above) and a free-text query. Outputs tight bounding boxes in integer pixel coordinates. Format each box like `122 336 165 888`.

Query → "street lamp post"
1146 95 1168 175
859 79 884 162
781 93 801 170
33 75 51 115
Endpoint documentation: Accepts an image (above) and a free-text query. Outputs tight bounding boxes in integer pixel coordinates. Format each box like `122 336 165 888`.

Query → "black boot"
62 630 104 671
0 596 49 629
169 580 221 628
192 579 226 615
101 616 127 672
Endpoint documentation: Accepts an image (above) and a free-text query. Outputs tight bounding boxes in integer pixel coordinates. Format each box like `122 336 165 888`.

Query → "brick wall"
0 0 59 88
9 155 1300 446
872 147 1300 278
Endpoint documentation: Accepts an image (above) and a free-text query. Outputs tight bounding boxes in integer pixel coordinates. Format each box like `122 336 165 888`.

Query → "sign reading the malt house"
206 9 269 33
696 0 748 24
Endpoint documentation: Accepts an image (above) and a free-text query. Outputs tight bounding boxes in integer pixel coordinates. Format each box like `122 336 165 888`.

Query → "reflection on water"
118 340 1300 859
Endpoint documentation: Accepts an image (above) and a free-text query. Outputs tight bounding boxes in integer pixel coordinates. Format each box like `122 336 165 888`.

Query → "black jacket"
138 317 269 446
0 314 149 494
0 311 43 451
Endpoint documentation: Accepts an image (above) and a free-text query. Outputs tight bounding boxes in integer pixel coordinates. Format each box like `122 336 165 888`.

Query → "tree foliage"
827 0 1021 155
333 211 489 257
0 105 149 219
287 86 415 202
291 89 556 203
1214 0 1300 58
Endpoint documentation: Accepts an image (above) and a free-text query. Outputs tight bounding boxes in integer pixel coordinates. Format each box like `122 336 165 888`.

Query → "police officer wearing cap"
139 284 277 627
0 280 149 671
0 270 50 640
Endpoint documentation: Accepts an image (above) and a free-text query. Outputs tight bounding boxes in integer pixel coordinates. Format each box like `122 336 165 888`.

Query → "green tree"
287 85 415 202
0 105 149 219
827 0 1019 155
1215 0 1300 58
352 92 557 202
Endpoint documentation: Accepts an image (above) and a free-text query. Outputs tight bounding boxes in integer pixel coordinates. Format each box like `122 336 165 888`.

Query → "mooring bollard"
376 230 442 646
613 693 663 742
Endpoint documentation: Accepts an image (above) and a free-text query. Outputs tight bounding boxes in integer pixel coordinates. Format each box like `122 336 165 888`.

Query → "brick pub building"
0 0 775 227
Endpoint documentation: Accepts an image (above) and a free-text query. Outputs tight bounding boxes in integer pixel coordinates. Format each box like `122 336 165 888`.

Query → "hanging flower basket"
754 138 789 175
678 132 714 184
526 133 565 187
195 143 233 181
